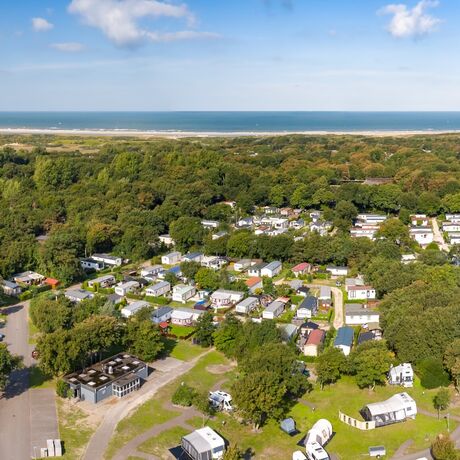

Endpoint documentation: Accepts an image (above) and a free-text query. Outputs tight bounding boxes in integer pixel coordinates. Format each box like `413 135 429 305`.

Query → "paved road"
83 351 212 460
432 217 449 252
307 284 344 329
0 301 32 460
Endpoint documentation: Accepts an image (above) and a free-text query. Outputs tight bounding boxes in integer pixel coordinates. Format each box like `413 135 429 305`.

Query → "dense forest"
2 133 460 395
1 133 460 284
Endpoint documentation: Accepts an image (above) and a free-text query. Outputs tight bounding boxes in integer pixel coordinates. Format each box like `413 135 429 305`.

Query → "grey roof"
265 301 284 313
107 293 123 303
264 261 282 271
66 289 93 300
182 431 210 454
3 280 20 289
299 296 318 311
149 281 170 290
345 304 380 317
152 306 173 318
334 327 354 347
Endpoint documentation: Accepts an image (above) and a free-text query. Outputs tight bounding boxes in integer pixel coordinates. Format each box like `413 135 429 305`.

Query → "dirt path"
82 350 212 460
432 217 449 252
307 284 344 329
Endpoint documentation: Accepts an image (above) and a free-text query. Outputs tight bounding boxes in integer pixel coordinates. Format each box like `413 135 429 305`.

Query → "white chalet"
172 284 196 303
388 363 414 388
161 252 181 265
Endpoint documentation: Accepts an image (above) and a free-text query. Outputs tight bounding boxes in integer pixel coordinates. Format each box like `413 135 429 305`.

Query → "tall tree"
316 347 347 390
194 312 216 347
124 318 164 361
433 388 451 420
0 344 22 391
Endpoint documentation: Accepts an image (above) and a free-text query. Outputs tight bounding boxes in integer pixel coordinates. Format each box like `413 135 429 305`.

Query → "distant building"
80 258 105 271
291 262 312 277
210 289 244 309
2 280 21 297
261 261 282 278
145 281 171 298
161 252 182 265
13 271 45 286
171 307 203 326
235 297 259 315
115 281 139 296
65 289 94 303
347 285 376 300
172 284 196 303
88 275 116 289
326 266 349 277
92 253 123 267
159 234 174 247
409 227 434 246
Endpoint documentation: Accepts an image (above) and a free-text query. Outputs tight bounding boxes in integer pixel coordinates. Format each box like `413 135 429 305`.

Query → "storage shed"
280 417 297 435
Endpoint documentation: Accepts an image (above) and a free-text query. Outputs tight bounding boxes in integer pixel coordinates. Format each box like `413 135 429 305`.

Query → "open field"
104 351 233 459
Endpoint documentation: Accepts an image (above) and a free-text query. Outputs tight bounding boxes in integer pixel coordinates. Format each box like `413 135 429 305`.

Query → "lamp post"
445 413 450 433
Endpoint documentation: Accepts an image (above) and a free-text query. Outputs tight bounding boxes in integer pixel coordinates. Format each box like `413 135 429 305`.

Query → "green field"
163 339 206 361
104 351 233 460
138 426 189 459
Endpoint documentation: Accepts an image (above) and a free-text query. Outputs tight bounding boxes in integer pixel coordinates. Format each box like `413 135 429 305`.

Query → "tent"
280 418 297 435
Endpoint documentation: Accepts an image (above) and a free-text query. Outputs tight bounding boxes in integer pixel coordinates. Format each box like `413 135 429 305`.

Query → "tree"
180 261 201 281
193 390 215 427
316 347 347 389
433 388 451 419
0 344 22 391
56 379 72 399
232 370 286 429
444 339 460 391
194 312 216 347
169 217 205 252
124 319 164 361
30 296 72 333
350 341 393 390
195 267 220 291
431 434 458 460
223 445 243 460
213 314 241 358
376 218 411 247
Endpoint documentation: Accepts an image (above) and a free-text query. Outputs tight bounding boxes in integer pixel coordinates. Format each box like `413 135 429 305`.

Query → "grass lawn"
287 376 453 460
57 398 98 460
138 426 189 459
162 339 207 361
168 324 195 338
169 301 196 308
104 351 233 460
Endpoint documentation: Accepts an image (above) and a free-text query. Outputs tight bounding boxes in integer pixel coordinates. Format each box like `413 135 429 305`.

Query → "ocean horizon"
1 111 460 133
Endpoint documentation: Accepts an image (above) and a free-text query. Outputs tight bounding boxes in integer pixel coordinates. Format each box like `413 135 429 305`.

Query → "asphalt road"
0 301 33 460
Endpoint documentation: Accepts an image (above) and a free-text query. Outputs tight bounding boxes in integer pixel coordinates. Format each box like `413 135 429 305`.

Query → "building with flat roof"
64 353 148 404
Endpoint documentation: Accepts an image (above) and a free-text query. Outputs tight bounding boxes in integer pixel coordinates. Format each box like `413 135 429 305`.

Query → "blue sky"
0 0 459 110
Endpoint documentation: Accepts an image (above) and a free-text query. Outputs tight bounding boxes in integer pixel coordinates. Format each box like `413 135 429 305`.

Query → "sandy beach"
0 127 458 138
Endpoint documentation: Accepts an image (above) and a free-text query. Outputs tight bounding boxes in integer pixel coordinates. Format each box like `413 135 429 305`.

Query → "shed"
280 417 297 435
369 446 386 457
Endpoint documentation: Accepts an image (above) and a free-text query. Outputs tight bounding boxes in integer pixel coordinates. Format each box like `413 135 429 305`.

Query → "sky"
0 0 459 111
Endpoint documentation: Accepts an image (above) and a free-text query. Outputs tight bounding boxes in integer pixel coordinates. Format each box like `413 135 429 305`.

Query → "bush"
56 379 72 399
171 383 197 407
417 358 450 389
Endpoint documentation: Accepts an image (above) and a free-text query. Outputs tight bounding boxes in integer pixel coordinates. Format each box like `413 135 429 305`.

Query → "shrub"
171 383 197 407
56 379 72 399
417 358 450 389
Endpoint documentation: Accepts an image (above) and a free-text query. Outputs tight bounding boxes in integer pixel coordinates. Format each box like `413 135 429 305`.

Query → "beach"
0 127 458 138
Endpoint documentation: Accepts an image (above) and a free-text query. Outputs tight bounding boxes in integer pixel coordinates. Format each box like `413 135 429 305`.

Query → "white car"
209 391 233 411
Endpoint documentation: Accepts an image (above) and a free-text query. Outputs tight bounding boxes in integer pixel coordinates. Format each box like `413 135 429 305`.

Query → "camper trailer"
209 391 233 412
304 419 332 460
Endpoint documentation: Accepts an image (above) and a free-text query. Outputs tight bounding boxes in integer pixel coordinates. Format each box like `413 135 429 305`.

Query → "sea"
1 111 460 133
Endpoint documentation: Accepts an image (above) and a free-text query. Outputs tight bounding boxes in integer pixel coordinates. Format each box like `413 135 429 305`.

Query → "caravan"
209 391 233 412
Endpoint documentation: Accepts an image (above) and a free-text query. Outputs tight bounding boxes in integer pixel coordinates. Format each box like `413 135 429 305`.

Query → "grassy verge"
28 316 39 345
57 398 98 460
162 339 207 361
104 351 232 460
138 427 189 459
168 324 195 338
29 365 54 389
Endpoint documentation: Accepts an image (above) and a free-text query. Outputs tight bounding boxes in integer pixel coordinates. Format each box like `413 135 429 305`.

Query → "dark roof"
300 321 319 330
358 331 375 345
334 327 354 347
297 286 310 294
299 296 318 311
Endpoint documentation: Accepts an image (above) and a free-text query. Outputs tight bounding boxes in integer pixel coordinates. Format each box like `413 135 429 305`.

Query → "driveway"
432 217 449 252
307 284 344 329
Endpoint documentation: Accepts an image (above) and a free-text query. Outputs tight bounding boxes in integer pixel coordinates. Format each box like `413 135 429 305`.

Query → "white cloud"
68 0 219 47
50 42 85 52
379 0 441 38
32 17 54 32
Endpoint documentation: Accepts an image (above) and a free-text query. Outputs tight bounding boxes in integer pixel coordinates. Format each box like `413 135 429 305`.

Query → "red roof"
306 329 325 346
292 262 310 272
246 277 262 287
348 285 373 291
159 322 170 329
45 278 59 286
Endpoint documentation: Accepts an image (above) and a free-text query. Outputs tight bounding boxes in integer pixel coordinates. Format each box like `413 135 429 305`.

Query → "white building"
347 285 376 300
65 289 94 303
388 363 414 388
443 222 460 233
172 284 196 303
446 214 460 224
92 253 123 267
88 275 116 289
262 300 285 319
140 265 164 280
115 281 139 296
159 234 174 247
345 304 380 326
210 289 245 309
235 297 259 314
356 214 387 225
171 307 203 326
260 261 282 278
326 266 348 276
161 252 181 265
145 281 171 297
80 258 105 271
409 227 434 246
183 252 204 263
121 301 150 318
350 225 379 240
201 220 220 229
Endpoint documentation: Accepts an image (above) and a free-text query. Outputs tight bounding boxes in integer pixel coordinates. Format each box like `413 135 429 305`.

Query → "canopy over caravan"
362 392 417 427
